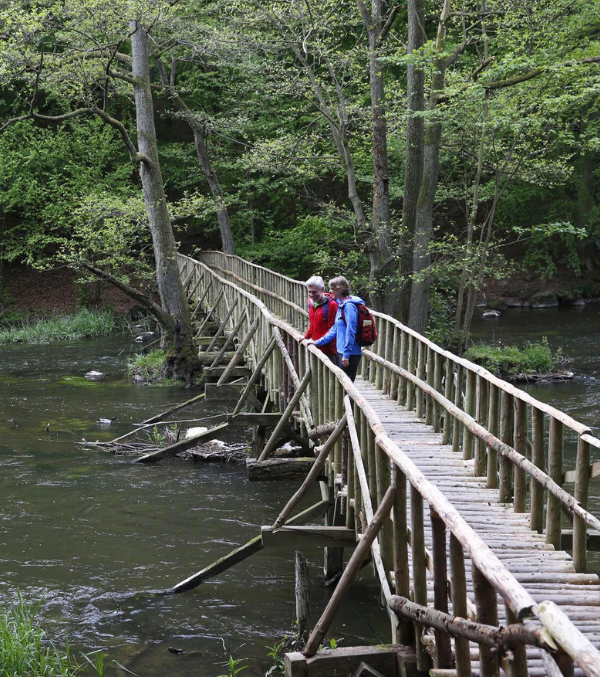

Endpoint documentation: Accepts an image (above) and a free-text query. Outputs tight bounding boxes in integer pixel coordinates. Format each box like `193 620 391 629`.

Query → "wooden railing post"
472 565 499 677
430 508 452 668
416 342 427 419
573 435 591 572
487 383 499 488
450 535 472 677
410 486 430 671
442 358 453 445
392 465 411 644
530 407 545 533
499 390 514 503
463 369 476 460
475 376 489 476
425 347 435 426
453 364 463 453
513 398 527 513
433 351 443 433
389 326 400 400
406 335 417 411
546 418 564 548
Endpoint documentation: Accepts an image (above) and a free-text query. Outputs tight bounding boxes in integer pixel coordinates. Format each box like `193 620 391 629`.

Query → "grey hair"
305 275 325 289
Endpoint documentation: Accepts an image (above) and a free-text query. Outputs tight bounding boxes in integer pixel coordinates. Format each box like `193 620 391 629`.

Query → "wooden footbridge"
134 252 600 677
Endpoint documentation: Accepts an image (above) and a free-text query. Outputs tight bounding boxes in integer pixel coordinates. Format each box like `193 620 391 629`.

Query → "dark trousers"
337 354 361 382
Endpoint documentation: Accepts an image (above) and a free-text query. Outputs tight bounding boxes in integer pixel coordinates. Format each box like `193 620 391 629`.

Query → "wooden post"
474 376 489 476
450 535 472 677
505 605 528 677
430 508 452 668
232 337 276 415
487 384 499 488
442 358 453 445
392 465 411 644
433 351 443 433
406 335 416 411
546 418 564 549
398 331 408 405
425 347 435 426
530 408 545 533
410 486 430 671
453 365 463 453
573 435 591 572
472 565 499 677
303 486 396 657
416 342 426 419
258 370 312 461
295 551 311 644
390 327 400 400
513 398 527 513
376 448 393 586
462 369 476 460
499 390 514 503
217 314 260 385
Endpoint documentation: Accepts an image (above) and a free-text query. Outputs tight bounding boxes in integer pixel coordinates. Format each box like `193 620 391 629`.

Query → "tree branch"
381 4 402 42
80 261 170 325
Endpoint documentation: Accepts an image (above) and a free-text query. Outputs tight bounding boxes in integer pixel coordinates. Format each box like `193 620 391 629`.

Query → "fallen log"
246 457 319 481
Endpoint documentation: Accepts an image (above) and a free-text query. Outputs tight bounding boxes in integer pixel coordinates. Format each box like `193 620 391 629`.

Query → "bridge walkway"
169 252 600 677
355 377 600 677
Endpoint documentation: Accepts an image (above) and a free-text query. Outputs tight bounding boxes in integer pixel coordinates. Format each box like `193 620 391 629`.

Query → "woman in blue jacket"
304 276 363 382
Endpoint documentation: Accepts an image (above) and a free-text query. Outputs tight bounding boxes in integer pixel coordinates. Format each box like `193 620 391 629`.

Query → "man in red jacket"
301 275 338 364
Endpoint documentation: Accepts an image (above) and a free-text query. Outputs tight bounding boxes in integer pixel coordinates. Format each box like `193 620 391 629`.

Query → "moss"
464 338 563 377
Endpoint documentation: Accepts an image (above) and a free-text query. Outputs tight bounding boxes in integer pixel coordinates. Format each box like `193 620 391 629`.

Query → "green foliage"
217 655 248 677
464 338 563 377
0 593 78 677
126 349 165 382
0 309 118 344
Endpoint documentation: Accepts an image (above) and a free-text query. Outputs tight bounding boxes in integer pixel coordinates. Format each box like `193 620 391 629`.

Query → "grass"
464 337 563 377
0 594 78 677
126 349 165 382
0 309 118 344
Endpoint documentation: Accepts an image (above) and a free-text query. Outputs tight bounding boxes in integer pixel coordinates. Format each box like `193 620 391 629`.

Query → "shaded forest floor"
1 266 141 318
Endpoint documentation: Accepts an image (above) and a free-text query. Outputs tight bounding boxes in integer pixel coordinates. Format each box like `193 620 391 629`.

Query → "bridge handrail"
183 252 600 677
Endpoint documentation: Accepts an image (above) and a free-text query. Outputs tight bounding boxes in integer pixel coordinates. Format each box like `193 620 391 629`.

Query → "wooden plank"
285 645 417 677
261 526 356 548
134 422 230 463
170 535 263 593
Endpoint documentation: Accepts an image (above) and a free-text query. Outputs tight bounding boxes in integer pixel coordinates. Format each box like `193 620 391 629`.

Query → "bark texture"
130 21 200 381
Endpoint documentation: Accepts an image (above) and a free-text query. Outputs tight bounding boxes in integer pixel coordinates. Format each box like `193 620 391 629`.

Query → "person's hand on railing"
303 339 316 345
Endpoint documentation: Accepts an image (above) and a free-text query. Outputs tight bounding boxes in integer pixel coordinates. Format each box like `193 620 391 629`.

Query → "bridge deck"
355 377 600 676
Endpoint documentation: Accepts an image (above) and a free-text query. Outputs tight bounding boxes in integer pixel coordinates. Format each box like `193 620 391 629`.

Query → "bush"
126 349 165 382
464 338 562 376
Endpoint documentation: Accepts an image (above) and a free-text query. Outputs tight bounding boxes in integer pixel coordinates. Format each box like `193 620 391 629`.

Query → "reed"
0 309 118 344
0 594 78 677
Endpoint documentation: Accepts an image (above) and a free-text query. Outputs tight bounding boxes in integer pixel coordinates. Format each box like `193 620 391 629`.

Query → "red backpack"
341 301 378 347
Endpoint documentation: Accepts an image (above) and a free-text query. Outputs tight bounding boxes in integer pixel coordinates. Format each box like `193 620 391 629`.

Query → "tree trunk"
153 57 235 255
130 20 200 381
408 0 451 334
398 0 425 323
365 0 398 316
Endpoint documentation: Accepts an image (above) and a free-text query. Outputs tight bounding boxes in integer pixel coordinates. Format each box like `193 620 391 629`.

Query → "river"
2 309 600 675
0 337 385 676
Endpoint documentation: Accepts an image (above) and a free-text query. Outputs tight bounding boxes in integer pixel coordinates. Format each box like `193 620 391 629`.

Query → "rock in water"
482 310 501 319
85 370 106 381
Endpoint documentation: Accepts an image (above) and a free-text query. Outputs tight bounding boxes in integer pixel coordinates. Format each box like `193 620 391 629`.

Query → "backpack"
341 301 378 347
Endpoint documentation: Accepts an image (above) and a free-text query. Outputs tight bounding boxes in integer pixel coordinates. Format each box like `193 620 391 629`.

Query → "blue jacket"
315 296 364 359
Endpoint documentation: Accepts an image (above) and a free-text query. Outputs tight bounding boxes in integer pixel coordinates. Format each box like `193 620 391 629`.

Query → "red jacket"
305 293 338 356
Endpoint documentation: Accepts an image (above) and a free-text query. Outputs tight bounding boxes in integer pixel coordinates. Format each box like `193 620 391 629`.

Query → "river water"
0 337 385 676
2 309 600 675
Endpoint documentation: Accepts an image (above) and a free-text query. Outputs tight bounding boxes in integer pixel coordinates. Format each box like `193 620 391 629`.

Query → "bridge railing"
197 250 600 574
183 252 600 677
